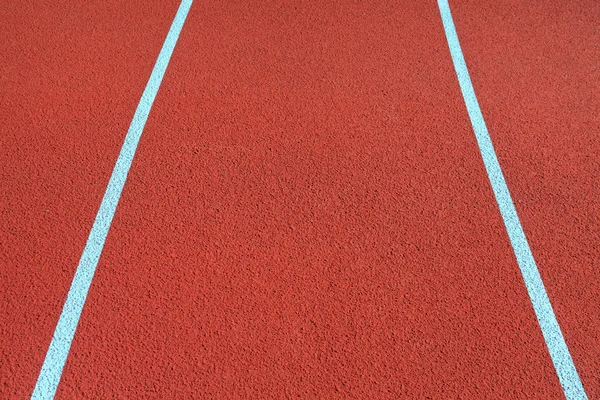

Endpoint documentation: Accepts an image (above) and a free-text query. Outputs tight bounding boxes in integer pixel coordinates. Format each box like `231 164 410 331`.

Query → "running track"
1 0 598 398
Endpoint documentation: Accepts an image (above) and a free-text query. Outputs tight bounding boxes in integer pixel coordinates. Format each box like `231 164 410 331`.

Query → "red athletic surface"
1 0 597 399
0 0 179 397
452 0 600 396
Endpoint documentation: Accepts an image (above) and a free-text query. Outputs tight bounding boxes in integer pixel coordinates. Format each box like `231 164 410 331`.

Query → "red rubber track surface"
59 0 562 398
0 0 178 397
1 0 596 398
451 0 600 396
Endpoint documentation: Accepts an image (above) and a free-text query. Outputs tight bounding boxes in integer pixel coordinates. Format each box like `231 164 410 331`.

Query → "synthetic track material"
31 1 191 398
0 0 180 397
1 0 597 398
438 1 586 398
450 0 600 397
57 1 564 398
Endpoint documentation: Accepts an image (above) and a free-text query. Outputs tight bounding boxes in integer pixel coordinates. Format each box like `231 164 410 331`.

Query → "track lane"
55 1 565 398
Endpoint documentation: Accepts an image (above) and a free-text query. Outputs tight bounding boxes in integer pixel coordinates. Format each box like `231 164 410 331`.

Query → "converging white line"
31 1 192 398
436 1 587 399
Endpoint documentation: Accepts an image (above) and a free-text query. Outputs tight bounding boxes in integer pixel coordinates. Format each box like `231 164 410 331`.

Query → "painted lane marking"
31 1 192 398
436 1 587 399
